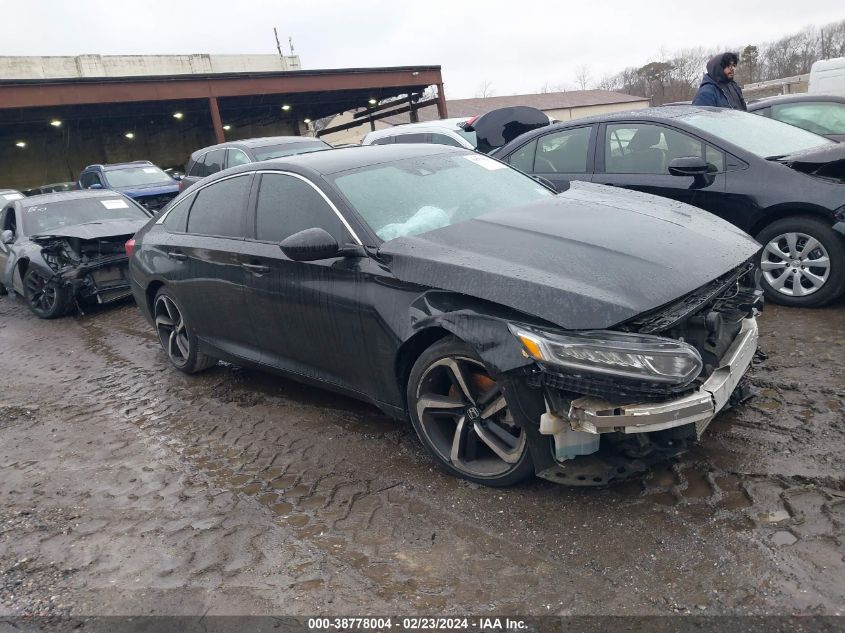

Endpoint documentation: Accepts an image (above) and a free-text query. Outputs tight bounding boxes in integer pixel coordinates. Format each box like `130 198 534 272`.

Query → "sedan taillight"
125 238 136 258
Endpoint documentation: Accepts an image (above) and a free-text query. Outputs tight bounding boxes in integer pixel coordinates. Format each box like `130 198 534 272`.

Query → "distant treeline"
598 18 845 104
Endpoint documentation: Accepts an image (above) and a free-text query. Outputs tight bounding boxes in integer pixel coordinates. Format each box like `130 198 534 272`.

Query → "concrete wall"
0 54 301 80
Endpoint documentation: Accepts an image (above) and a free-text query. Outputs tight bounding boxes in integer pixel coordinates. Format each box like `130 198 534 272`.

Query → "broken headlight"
509 324 703 387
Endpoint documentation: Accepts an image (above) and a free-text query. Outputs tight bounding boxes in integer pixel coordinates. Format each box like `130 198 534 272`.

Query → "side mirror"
280 228 343 262
1 229 14 244
668 156 709 177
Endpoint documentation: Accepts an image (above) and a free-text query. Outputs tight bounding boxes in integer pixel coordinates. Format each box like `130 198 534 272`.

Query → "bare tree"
574 64 592 91
475 80 496 98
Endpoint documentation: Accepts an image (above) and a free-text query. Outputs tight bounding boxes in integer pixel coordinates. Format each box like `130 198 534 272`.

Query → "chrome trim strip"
254 169 363 245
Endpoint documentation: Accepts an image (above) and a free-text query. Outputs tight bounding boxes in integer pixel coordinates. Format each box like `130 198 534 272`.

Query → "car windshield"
104 165 173 188
22 197 149 235
330 152 554 242
253 141 330 161
681 109 834 158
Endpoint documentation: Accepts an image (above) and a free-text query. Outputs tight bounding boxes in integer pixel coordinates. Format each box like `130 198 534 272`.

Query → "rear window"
22 197 149 235
104 165 173 188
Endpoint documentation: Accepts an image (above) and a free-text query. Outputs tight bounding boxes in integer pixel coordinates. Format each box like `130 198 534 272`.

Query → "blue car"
77 161 180 213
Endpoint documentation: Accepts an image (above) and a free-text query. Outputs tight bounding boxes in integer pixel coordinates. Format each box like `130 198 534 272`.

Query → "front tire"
153 288 216 373
23 268 71 319
406 336 534 487
756 216 845 307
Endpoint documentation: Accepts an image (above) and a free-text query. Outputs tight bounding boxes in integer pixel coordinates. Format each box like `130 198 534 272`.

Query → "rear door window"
186 175 251 237
430 133 464 148
188 155 207 178
370 137 394 145
202 149 226 176
508 139 538 172
394 133 431 144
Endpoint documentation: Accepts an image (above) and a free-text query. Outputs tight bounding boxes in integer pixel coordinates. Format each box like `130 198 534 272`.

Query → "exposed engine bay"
528 261 763 486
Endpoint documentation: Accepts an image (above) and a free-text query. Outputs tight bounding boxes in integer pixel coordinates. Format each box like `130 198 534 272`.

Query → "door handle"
166 251 187 261
242 262 270 274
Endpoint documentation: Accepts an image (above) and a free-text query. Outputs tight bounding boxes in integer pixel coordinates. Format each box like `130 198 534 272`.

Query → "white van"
809 57 845 96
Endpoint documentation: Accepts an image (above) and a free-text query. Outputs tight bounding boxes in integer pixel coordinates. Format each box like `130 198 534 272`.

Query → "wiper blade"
765 154 788 161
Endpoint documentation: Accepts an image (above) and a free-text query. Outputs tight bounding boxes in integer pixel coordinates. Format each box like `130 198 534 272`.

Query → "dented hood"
379 182 760 330
30 218 148 242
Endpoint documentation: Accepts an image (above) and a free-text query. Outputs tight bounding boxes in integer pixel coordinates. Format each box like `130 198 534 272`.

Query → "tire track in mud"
2 297 844 613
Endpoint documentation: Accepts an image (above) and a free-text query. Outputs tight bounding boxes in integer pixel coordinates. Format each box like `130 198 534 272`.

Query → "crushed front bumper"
565 317 758 438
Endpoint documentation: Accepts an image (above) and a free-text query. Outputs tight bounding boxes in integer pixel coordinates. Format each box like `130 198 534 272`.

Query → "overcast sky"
3 1 842 98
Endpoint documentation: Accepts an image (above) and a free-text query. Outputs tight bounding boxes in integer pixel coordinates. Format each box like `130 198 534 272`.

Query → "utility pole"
273 28 285 67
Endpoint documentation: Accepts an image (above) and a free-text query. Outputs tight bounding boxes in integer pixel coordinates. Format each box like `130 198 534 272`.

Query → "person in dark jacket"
692 52 747 110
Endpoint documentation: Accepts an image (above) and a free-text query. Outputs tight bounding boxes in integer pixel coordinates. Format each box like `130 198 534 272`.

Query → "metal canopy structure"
0 66 446 143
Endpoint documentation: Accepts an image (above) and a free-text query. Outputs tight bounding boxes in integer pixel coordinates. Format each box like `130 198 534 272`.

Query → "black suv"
180 136 331 191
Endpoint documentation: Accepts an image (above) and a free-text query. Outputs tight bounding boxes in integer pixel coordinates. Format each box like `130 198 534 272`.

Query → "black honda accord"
129 145 762 487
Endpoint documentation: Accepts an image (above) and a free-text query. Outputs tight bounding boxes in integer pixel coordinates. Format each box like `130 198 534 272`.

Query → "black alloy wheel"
153 289 216 373
407 337 534 487
23 268 70 319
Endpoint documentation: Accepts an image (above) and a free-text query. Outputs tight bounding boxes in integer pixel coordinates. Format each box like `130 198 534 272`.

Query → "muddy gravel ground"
0 293 843 617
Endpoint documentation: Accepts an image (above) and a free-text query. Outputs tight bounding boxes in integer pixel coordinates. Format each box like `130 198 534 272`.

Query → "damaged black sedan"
129 145 761 487
0 191 151 318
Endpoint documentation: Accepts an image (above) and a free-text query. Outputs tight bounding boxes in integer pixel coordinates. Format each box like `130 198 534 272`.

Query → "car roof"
364 118 471 138
214 144 468 178
17 189 128 208
191 136 327 157
747 93 845 109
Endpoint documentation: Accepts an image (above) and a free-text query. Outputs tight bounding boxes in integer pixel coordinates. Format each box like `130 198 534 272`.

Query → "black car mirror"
280 227 343 261
1 229 13 244
668 156 709 177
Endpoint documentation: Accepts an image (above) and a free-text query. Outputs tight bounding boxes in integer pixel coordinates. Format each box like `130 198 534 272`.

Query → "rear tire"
153 288 216 373
23 268 71 319
756 216 845 307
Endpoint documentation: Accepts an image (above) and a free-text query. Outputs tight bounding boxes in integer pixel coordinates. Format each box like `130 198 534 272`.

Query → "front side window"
535 127 591 173
605 124 719 174
186 175 251 237
770 101 845 136
331 152 554 242
255 174 346 244
370 137 393 146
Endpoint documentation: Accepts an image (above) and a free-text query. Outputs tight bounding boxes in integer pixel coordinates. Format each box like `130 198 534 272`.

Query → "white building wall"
0 54 302 79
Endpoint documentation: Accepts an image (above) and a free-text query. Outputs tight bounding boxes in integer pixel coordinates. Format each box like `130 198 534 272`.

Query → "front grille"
527 367 695 402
